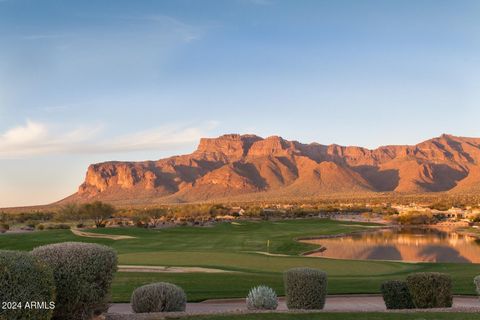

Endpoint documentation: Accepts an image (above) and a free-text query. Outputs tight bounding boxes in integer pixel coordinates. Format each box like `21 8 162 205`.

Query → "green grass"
0 219 378 254
109 261 480 302
1 219 480 302
182 313 480 320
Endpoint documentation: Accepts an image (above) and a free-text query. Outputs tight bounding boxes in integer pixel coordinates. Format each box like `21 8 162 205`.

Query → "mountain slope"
67 134 480 204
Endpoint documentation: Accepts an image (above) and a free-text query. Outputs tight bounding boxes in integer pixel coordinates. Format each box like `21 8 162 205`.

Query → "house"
446 207 465 219
229 207 245 216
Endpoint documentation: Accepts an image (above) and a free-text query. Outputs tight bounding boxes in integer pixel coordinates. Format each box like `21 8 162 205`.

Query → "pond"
302 227 480 263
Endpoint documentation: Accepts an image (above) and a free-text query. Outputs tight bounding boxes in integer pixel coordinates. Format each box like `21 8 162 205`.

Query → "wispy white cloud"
1 120 48 145
0 120 217 159
0 120 102 158
104 121 218 153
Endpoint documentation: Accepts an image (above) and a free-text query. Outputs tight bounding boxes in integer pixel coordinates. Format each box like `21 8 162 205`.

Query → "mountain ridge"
66 133 480 204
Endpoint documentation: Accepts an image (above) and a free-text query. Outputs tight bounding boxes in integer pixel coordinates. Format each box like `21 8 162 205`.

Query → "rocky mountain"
66 134 480 204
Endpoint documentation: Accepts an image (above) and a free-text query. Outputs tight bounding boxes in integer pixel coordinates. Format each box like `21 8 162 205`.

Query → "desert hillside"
65 134 480 204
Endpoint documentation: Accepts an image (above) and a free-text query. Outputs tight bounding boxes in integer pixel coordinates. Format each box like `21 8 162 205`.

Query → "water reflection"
302 228 480 263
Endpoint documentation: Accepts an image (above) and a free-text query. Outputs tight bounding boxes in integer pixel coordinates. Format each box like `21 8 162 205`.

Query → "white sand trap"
231 222 243 225
118 265 234 273
247 251 290 257
71 228 136 240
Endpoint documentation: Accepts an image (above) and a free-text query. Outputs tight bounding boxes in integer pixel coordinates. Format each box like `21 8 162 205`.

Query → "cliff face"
71 134 480 203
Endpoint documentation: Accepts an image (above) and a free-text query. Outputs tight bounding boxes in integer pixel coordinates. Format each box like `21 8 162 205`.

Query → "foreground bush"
474 275 480 297
406 272 452 308
131 282 186 313
32 242 117 320
380 280 414 309
0 250 55 320
246 285 278 310
284 267 327 309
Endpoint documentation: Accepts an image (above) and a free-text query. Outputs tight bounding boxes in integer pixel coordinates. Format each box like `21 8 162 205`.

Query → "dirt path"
108 295 480 315
118 265 234 273
71 228 136 240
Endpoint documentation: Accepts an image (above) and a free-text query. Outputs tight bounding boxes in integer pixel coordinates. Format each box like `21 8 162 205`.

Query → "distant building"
229 207 245 216
446 207 465 219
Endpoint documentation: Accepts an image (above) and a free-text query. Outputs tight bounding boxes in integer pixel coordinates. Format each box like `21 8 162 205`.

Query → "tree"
80 201 115 228
56 203 81 222
209 204 229 216
144 208 167 227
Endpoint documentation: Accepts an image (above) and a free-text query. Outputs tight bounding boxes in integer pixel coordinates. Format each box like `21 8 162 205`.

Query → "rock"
64 134 480 204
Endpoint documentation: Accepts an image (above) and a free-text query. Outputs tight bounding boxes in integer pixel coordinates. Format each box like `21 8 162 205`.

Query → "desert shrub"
32 242 118 320
0 223 9 233
474 275 480 297
45 223 70 230
246 285 278 310
14 212 54 224
37 224 45 230
284 267 327 309
25 220 39 228
397 211 435 225
406 272 452 308
380 280 414 309
0 250 55 320
131 282 186 313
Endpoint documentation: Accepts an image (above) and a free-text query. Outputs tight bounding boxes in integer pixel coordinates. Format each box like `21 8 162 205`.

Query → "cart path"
108 295 480 314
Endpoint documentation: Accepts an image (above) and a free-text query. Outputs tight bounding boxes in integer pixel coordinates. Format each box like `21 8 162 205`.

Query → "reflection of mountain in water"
303 228 480 263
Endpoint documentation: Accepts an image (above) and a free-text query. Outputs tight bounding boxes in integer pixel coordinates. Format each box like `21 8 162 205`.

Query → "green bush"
406 272 452 308
380 280 414 309
131 282 186 313
32 242 118 320
284 267 327 309
0 250 55 320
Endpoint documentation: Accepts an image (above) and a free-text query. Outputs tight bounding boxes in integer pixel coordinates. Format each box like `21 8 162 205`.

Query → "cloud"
0 120 101 158
0 120 217 159
104 121 218 153
1 120 48 145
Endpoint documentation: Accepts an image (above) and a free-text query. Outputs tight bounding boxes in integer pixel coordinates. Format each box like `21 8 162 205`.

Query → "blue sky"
1 0 479 207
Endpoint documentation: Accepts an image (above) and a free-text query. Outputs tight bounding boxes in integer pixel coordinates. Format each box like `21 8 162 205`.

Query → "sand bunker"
71 228 136 240
246 251 289 257
118 265 234 273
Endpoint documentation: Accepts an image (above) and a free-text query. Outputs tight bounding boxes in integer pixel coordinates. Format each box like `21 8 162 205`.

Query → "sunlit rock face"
303 228 480 263
69 134 480 204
